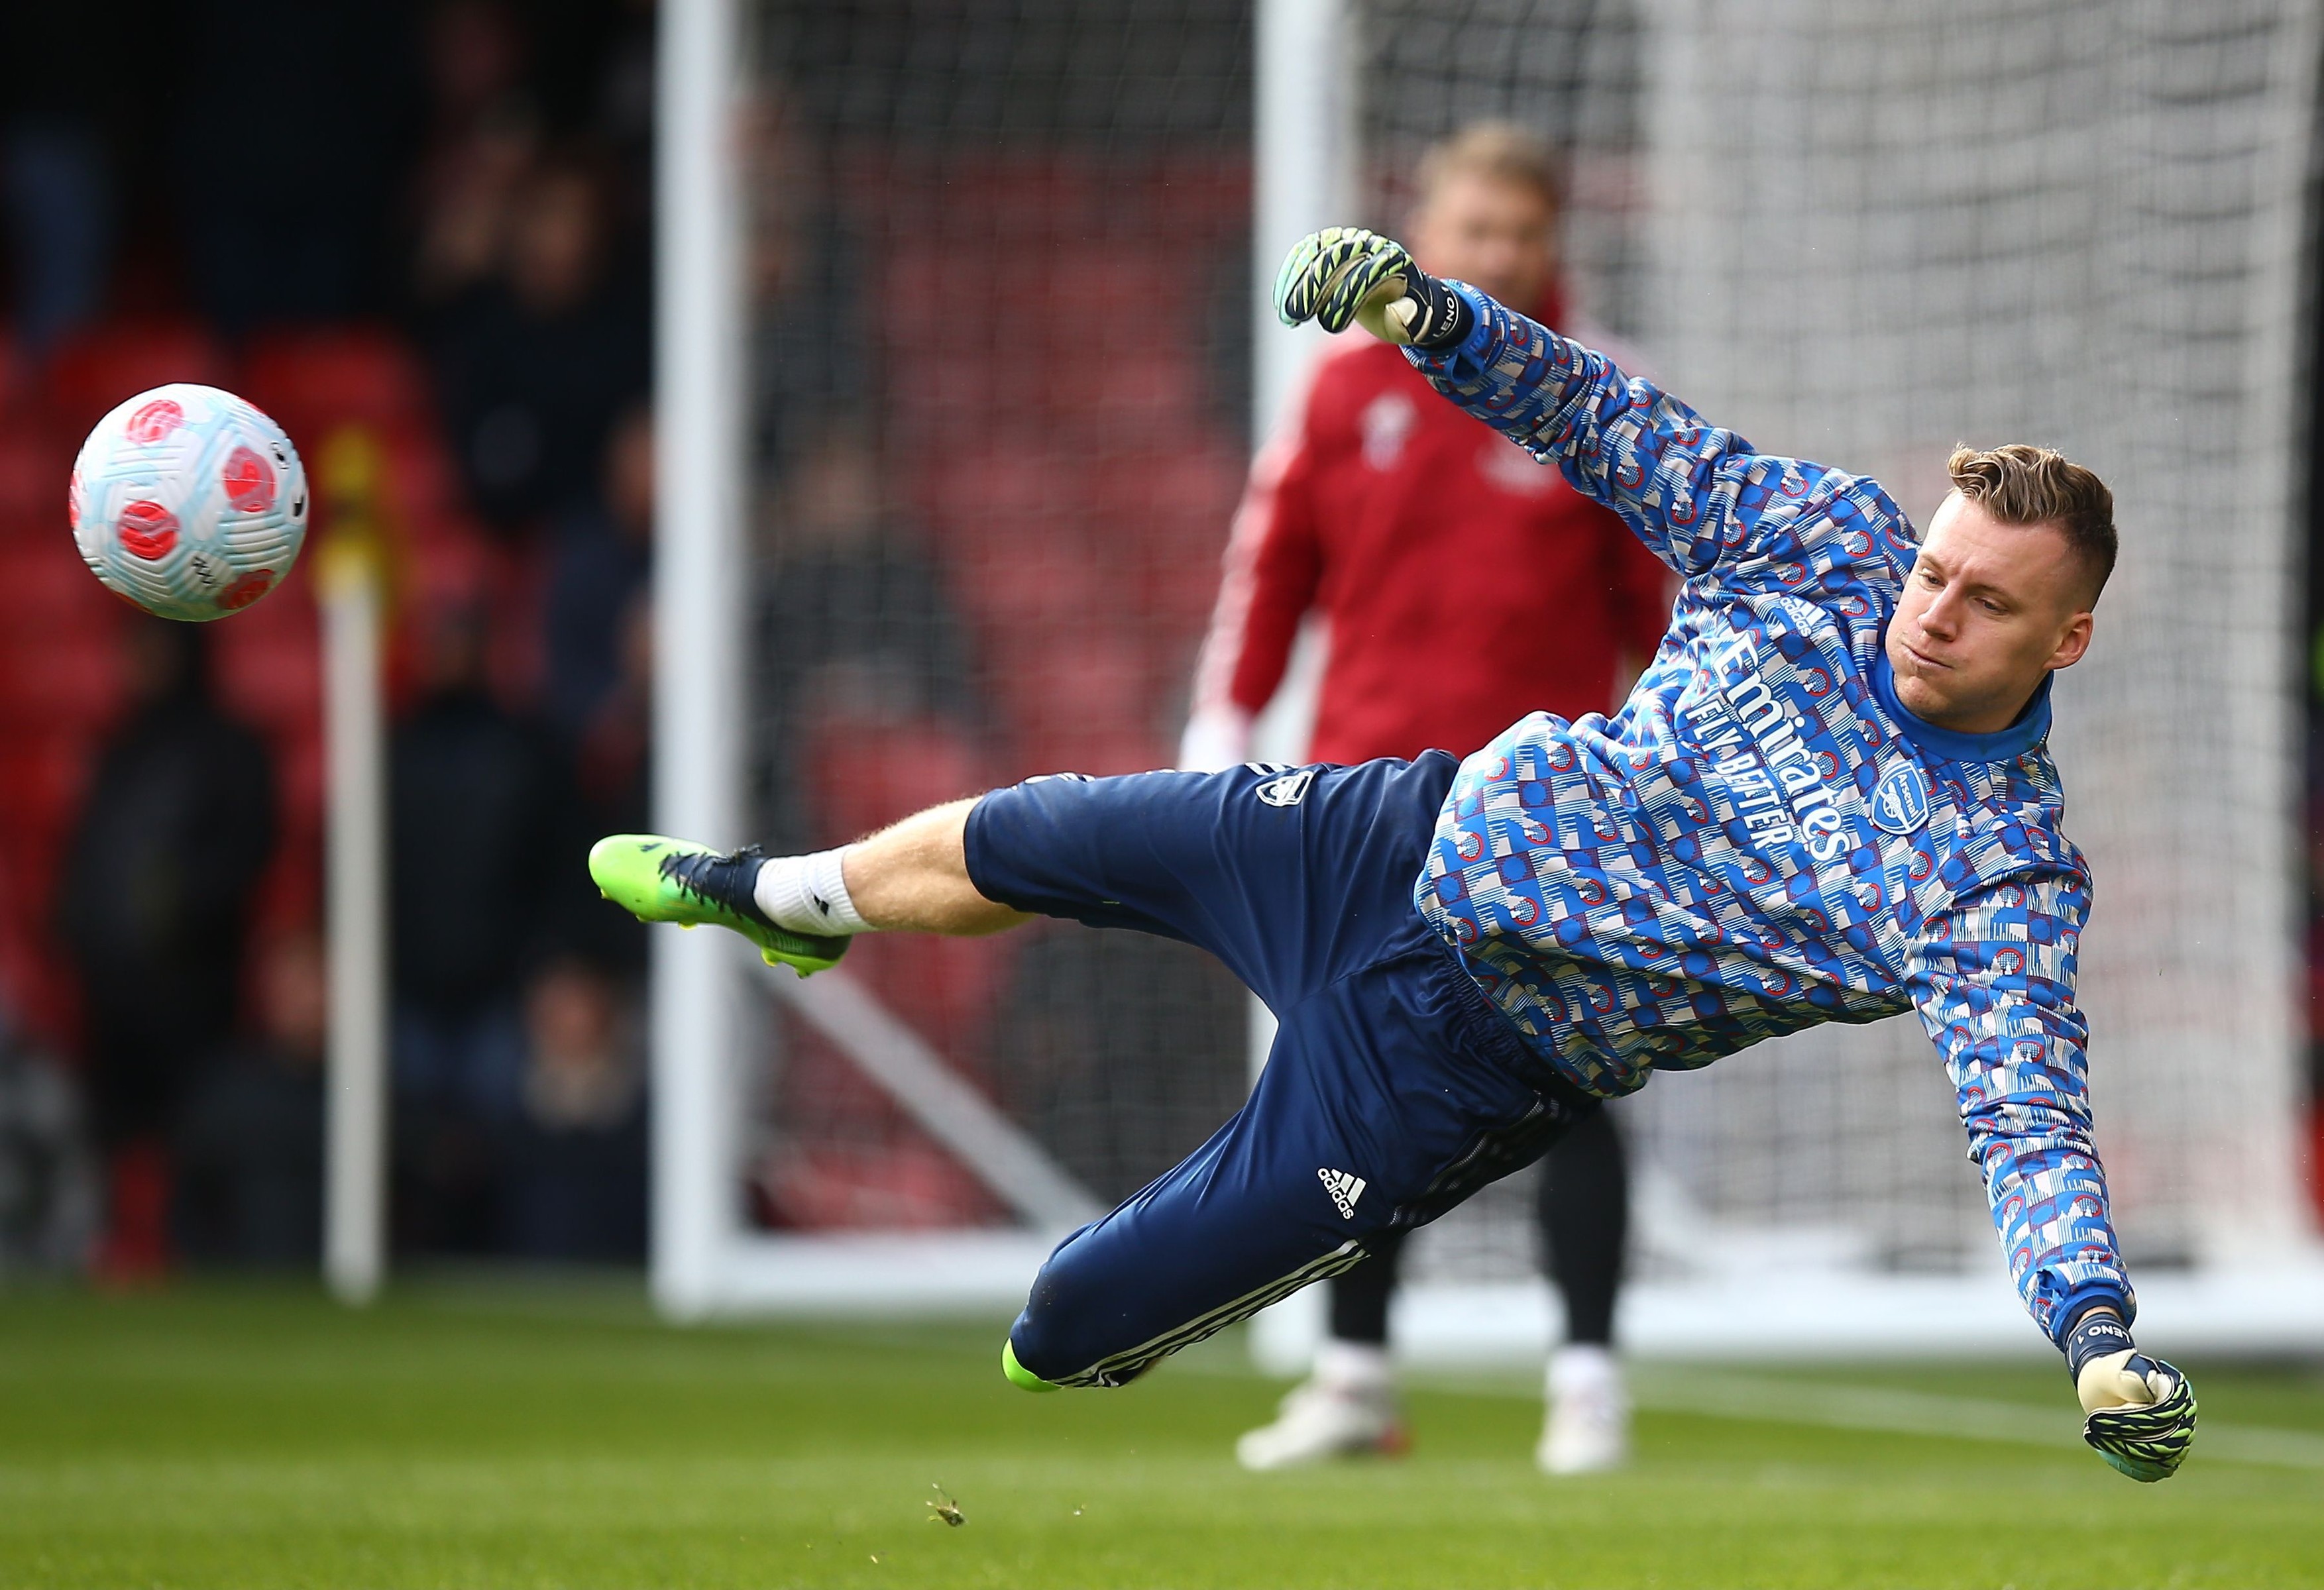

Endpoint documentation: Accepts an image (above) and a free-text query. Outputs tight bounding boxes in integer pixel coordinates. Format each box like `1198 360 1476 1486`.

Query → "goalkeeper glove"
1273 228 1472 349
2066 1308 2196 1482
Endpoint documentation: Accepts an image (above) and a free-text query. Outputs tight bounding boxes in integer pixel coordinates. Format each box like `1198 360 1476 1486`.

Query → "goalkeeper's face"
1886 492 2095 735
1410 174 1557 311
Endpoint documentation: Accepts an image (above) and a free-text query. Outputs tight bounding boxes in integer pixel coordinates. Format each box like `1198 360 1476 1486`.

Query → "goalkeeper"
592 228 2195 1480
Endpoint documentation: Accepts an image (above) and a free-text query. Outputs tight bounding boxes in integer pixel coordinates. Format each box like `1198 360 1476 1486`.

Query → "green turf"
1 1281 2319 1588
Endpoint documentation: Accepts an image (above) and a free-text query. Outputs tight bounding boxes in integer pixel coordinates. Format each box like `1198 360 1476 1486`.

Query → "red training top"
1184 296 1673 767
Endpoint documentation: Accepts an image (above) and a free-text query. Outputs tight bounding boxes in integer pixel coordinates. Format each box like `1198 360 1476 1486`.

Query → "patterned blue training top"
1404 286 2127 1344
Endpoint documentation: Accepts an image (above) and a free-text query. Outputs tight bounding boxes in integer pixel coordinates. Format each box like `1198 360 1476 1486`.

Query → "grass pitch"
1 1281 2319 1588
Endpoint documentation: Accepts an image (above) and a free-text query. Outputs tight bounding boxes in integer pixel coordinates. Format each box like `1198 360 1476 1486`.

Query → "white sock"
1313 1338 1392 1397
753 846 873 935
1547 1342 1621 1401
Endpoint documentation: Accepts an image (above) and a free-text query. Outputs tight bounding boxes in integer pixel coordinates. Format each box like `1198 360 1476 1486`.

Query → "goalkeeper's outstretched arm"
1913 875 2198 1481
1272 227 1897 587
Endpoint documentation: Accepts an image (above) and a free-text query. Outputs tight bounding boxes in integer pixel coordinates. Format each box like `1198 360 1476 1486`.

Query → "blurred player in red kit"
1180 123 1670 1473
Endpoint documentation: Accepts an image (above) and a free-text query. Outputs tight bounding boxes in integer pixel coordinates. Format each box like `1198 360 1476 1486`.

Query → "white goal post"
652 0 1023 1316
643 0 1368 1323
649 0 1094 1316
649 0 749 1320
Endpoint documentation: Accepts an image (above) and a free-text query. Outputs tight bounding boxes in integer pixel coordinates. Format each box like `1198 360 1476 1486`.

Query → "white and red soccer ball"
70 384 309 622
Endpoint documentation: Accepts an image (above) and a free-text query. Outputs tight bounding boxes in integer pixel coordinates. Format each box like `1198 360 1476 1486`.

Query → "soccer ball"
70 383 309 622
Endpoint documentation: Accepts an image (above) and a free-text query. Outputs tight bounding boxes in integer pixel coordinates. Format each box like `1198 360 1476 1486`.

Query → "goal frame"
643 0 1363 1324
643 0 2324 1359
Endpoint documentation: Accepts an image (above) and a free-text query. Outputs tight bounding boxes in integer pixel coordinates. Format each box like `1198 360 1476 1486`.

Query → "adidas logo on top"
1317 1167 1366 1220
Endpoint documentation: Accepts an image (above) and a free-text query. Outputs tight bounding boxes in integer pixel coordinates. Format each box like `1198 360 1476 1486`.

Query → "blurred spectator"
173 930 327 1267
548 405 654 977
410 0 539 308
498 957 645 1260
545 402 653 742
2 7 112 362
592 0 659 204
172 0 421 336
58 620 277 1280
390 594 577 1247
553 590 653 977
425 0 531 134
753 419 985 848
427 150 650 533
0 1007 99 1272
412 111 541 311
2 0 664 1266
747 105 867 484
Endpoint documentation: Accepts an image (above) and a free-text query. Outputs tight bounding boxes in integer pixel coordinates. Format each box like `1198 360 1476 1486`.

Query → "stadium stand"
0 315 506 1068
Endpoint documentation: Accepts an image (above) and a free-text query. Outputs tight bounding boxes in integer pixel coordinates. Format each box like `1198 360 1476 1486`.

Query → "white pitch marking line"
1634 1370 2324 1471
1403 1368 2324 1471
1190 1348 2324 1469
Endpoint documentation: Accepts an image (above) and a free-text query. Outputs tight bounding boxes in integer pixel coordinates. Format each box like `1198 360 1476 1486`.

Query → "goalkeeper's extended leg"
1003 938 1593 1391
595 757 1605 1393
950 759 1597 1390
587 800 1031 975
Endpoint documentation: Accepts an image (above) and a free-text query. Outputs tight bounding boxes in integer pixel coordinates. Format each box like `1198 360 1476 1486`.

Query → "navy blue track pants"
964 753 1598 1389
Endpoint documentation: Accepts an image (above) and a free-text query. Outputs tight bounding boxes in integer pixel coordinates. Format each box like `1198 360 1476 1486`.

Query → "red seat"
237 325 434 443
0 626 123 733
375 425 481 534
0 429 71 541
991 633 1159 778
2311 1104 2323 1224
0 313 476 1047
43 320 229 444
802 718 1011 1047
804 716 987 845
3 537 126 637
1140 152 1249 233
0 731 94 870
1089 441 1245 633
0 841 56 1034
0 841 75 1037
753 1134 1003 1233
212 608 323 737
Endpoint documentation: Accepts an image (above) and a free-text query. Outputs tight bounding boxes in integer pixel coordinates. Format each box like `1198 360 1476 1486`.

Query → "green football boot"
588 834 850 976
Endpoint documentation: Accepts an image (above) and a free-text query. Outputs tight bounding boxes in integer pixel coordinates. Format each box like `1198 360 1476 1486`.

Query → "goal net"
689 0 1258 1300
657 0 2320 1348
1375 0 2320 1353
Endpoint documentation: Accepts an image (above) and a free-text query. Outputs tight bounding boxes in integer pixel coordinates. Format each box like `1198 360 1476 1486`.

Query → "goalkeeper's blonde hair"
1946 443 2117 605
1416 121 1563 213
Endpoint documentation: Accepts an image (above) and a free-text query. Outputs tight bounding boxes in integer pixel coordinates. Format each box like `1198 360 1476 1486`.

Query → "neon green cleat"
588 833 850 977
1001 1339 1058 1393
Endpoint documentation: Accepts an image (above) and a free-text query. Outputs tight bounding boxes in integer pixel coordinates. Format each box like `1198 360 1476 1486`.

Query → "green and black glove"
1272 227 1472 348
2066 1308 2196 1481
